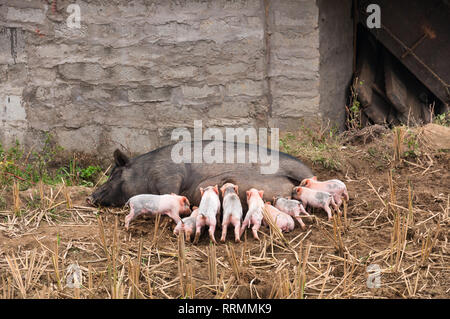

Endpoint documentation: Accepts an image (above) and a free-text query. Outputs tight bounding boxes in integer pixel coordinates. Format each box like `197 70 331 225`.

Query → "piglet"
173 206 199 242
273 196 308 230
292 186 338 221
264 202 295 233
194 186 221 244
125 193 191 230
240 188 265 240
220 183 243 243
300 176 349 207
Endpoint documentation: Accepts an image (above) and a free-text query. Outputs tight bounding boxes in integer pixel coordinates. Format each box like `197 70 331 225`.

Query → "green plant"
279 123 343 171
433 111 449 127
403 130 420 158
79 165 102 187
346 77 363 130
1 134 103 189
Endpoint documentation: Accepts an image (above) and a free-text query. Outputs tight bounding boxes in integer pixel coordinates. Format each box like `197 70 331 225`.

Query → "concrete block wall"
0 0 353 157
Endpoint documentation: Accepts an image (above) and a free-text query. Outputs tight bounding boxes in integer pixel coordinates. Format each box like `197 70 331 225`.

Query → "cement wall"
317 0 353 131
0 0 352 157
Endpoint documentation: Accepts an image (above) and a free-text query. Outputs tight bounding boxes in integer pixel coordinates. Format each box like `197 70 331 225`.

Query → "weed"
403 130 421 158
345 77 363 130
279 122 343 171
0 135 103 189
433 111 449 127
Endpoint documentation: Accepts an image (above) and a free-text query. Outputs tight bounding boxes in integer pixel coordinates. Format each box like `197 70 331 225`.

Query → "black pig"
87 140 314 210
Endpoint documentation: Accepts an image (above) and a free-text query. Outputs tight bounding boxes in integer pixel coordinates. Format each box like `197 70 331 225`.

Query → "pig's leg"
208 222 217 244
250 215 261 240
234 224 241 243
231 215 241 243
334 194 343 208
295 216 306 230
240 214 251 237
251 223 260 240
324 204 333 221
166 209 182 224
330 197 341 216
299 205 311 217
343 189 349 202
193 216 205 244
185 229 192 242
220 215 230 243
125 204 136 230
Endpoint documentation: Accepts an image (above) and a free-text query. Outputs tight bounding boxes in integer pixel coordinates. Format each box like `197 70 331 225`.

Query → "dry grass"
0 125 449 299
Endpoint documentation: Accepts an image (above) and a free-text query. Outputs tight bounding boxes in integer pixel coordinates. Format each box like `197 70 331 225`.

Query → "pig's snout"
86 196 95 206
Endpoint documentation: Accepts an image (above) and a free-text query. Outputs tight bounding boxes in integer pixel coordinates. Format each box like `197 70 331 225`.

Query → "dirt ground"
0 124 448 299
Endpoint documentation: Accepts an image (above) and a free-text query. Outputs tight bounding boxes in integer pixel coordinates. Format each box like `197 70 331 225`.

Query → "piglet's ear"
312 176 318 181
213 185 219 195
220 185 226 197
183 196 190 206
113 149 130 167
200 188 204 197
246 190 251 201
296 187 302 194
234 185 239 194
258 190 264 199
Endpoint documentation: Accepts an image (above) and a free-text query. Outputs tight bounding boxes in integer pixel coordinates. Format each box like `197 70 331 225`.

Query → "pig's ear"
200 188 204 196
220 185 225 196
258 190 264 199
234 185 239 194
312 176 317 181
246 190 251 201
213 185 219 195
192 206 198 210
113 149 130 167
183 196 190 206
296 187 302 194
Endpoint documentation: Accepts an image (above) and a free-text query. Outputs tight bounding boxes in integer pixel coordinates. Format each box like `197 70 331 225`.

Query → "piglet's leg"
166 209 182 224
251 224 260 240
330 197 341 216
234 224 241 243
343 190 349 202
124 205 136 230
295 216 307 230
208 224 217 244
324 204 333 221
193 216 205 244
193 226 201 244
299 205 311 217
221 216 230 243
185 230 192 242
251 216 261 240
240 215 251 237
231 215 241 243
